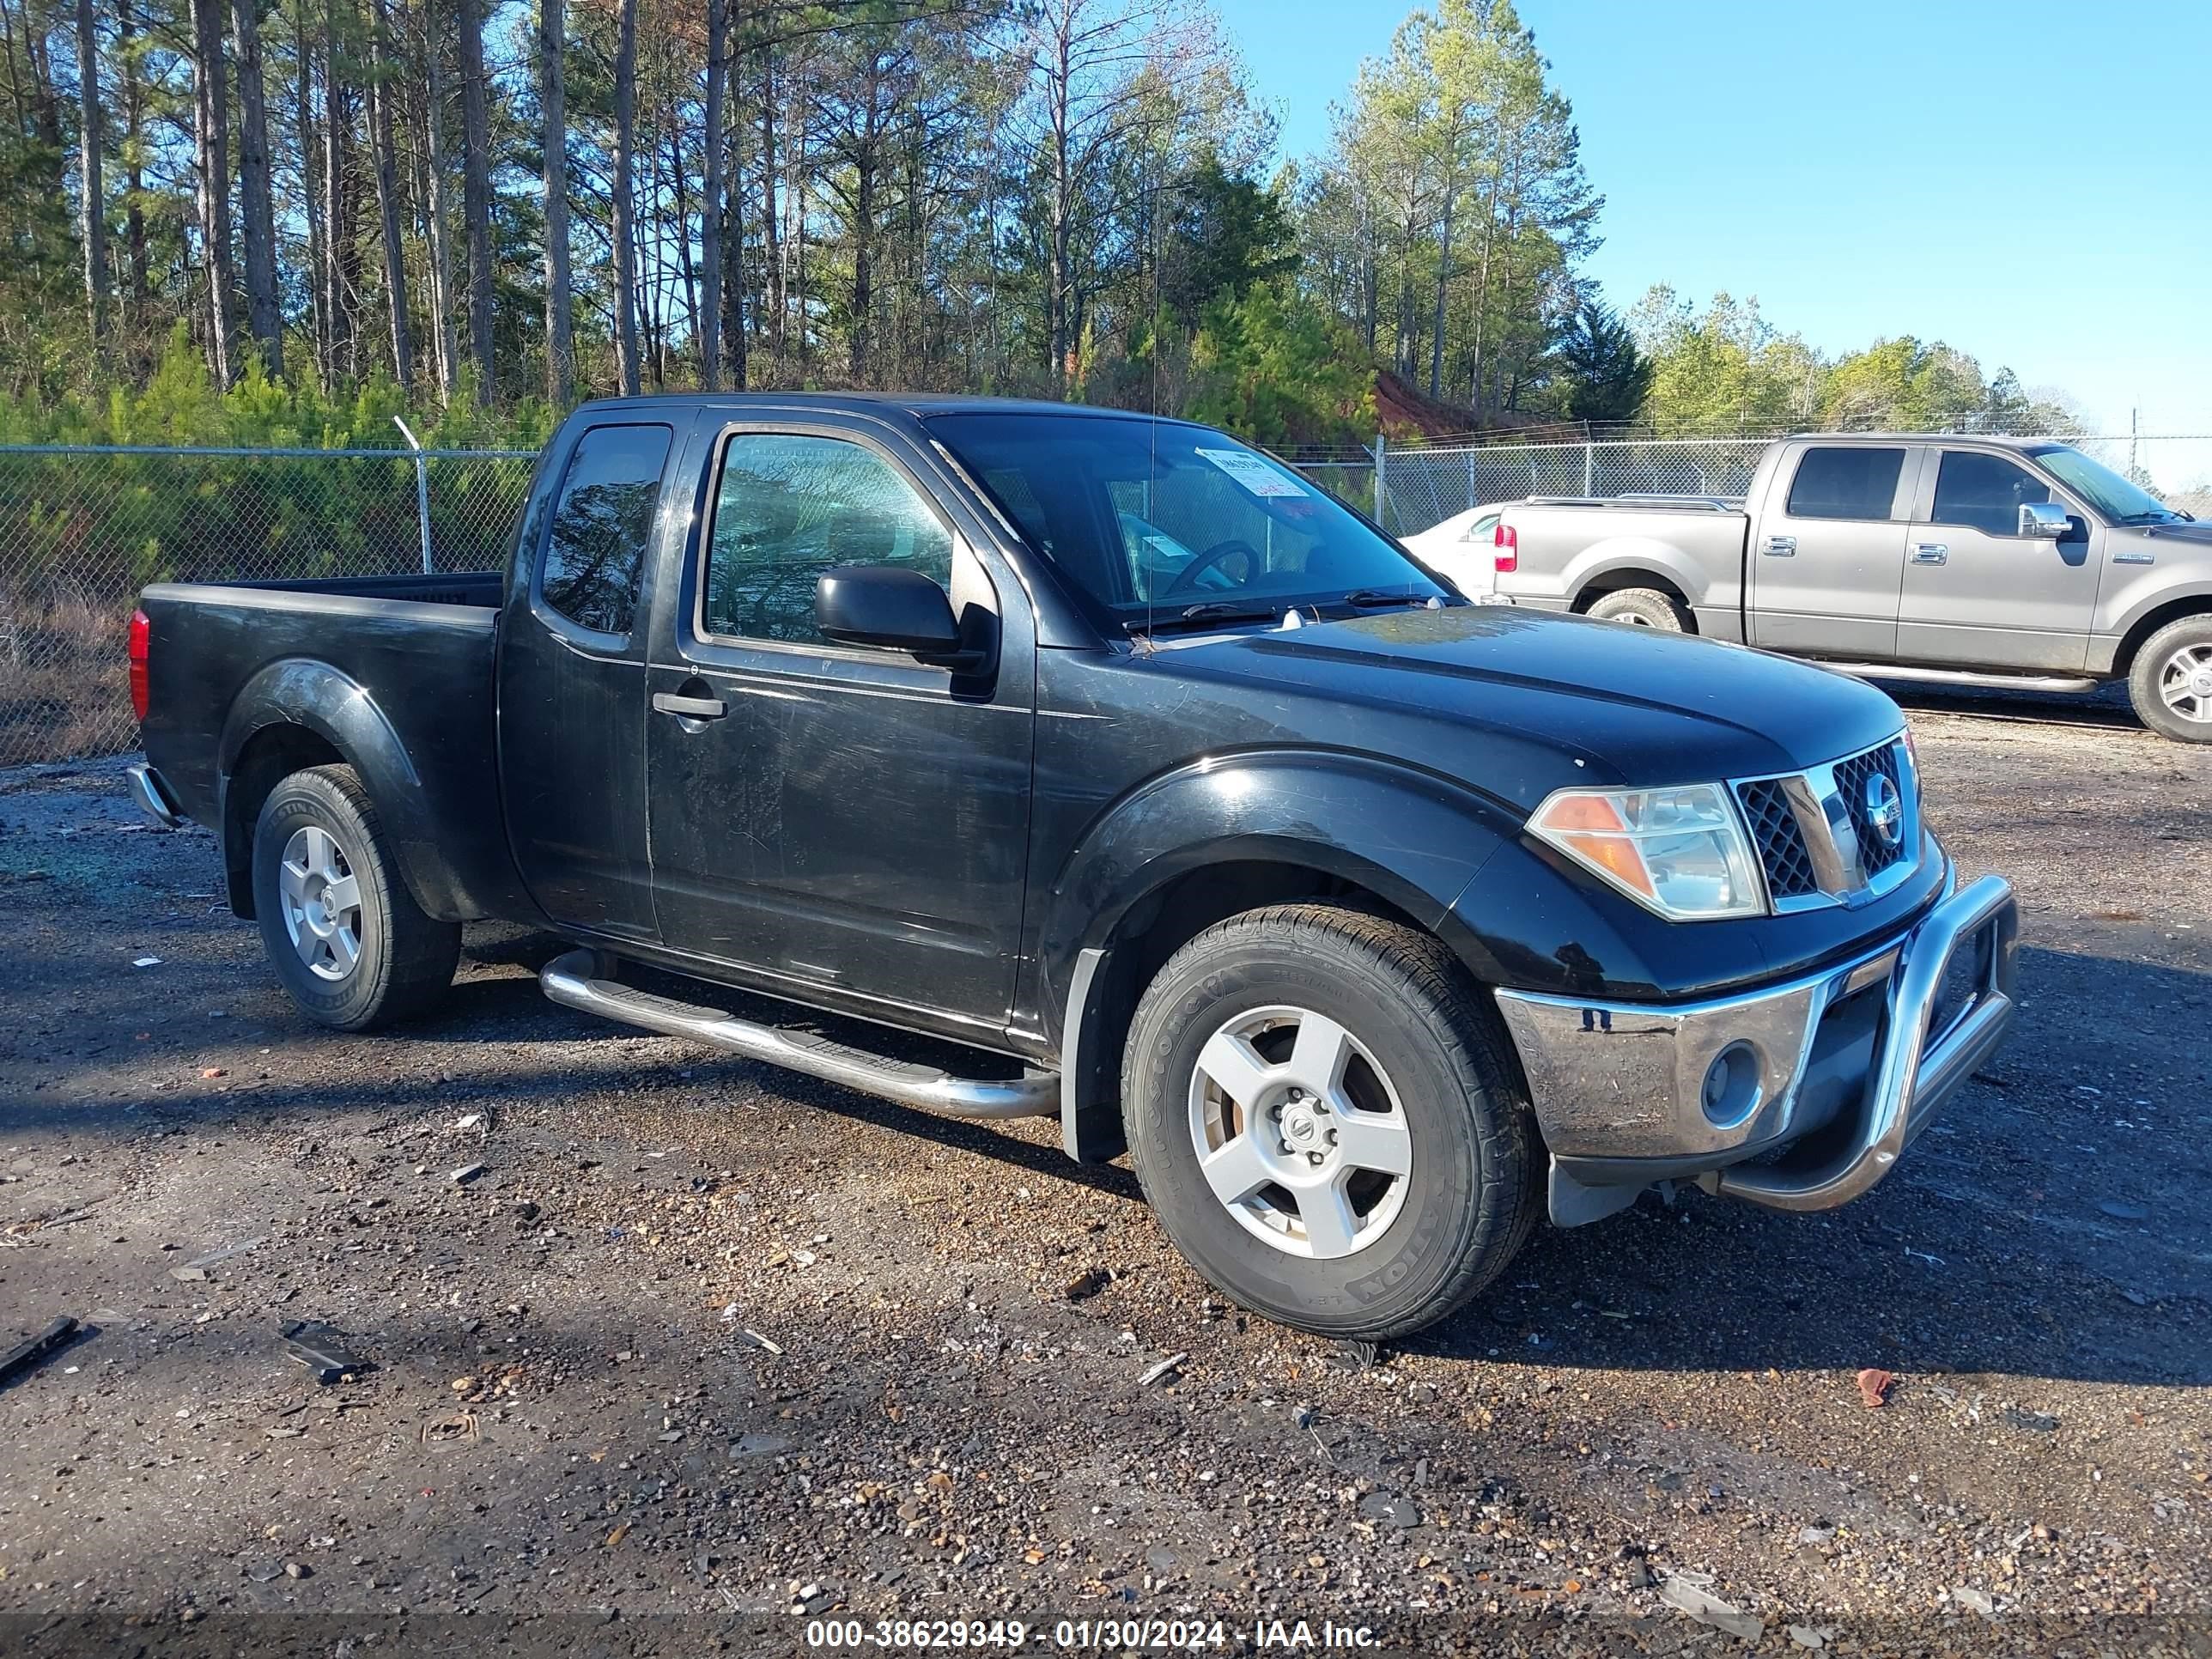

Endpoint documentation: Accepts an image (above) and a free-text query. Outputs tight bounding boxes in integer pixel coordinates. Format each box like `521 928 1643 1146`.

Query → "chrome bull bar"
1496 872 2020 1218
1716 872 2018 1211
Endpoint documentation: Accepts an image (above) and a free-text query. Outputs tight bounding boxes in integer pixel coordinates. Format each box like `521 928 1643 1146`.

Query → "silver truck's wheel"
252 764 461 1030
1585 586 1691 631
2129 616 2212 744
1123 903 1541 1340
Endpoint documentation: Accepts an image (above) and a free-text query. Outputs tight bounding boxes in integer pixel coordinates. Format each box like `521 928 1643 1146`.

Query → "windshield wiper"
1124 601 1287 636
2118 510 2182 524
1341 588 1436 608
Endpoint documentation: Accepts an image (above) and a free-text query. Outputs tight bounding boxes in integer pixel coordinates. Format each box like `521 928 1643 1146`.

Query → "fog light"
1701 1042 1762 1127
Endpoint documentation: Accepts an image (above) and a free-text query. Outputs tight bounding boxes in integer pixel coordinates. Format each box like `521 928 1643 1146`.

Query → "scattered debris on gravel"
2 692 2208 1654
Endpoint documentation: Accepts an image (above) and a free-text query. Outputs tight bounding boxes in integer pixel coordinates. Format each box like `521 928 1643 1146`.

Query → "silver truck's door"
1899 447 2100 672
1747 442 1914 659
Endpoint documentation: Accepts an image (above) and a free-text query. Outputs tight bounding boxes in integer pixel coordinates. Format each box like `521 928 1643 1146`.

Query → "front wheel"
1121 904 1541 1340
2129 615 2212 743
251 764 461 1030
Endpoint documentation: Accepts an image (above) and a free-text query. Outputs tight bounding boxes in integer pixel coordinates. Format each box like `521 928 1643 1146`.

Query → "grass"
0 584 137 766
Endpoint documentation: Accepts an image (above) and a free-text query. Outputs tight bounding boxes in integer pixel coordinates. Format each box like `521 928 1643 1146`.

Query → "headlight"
1528 782 1765 921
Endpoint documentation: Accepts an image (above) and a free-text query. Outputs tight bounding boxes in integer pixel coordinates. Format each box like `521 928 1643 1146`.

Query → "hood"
1156 605 1905 807
2140 520 2212 547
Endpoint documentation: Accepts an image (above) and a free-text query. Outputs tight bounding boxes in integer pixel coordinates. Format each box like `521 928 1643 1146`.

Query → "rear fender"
1562 538 1711 610
217 658 469 921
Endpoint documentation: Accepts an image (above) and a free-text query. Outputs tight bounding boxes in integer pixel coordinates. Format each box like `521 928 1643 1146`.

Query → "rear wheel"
1121 903 1540 1340
251 764 460 1030
2129 615 2212 744
1585 586 1691 631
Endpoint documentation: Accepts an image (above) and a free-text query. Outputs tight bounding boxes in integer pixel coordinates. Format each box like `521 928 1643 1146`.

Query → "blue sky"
1212 0 2212 441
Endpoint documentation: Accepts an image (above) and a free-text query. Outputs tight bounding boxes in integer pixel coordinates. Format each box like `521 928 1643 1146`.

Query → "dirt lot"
2 690 2209 1657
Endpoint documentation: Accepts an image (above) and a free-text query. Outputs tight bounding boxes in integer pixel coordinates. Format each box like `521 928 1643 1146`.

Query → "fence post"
1370 432 1389 530
1583 442 1594 497
393 416 433 575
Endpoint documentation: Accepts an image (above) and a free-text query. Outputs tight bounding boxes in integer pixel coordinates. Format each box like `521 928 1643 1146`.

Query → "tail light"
1493 522 1518 574
129 607 150 722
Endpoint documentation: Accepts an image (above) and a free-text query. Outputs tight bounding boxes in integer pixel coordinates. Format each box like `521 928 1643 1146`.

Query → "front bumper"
1494 872 2019 1224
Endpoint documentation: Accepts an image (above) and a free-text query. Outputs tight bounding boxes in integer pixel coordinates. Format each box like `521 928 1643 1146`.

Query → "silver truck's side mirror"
2019 501 2070 538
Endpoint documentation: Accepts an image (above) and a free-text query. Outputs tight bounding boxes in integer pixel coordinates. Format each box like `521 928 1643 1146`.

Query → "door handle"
652 692 727 720
1764 535 1797 557
1911 543 1948 566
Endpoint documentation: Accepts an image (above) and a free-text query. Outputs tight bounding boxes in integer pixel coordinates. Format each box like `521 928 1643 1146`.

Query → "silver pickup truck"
1479 434 2212 741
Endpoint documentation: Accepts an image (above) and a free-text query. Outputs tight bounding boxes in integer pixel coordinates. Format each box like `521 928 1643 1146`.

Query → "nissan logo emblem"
1863 771 1904 851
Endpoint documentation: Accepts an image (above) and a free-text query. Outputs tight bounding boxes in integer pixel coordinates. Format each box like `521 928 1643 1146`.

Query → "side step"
539 949 1057 1121
1816 662 2098 694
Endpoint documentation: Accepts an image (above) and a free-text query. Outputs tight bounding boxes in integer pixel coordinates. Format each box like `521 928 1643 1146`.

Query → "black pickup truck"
128 394 2021 1339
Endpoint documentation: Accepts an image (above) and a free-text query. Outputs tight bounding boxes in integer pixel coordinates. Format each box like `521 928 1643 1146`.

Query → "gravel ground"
2 692 2208 1657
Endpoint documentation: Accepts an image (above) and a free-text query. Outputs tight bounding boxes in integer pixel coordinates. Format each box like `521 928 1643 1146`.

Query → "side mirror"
2019 501 2070 538
816 565 966 659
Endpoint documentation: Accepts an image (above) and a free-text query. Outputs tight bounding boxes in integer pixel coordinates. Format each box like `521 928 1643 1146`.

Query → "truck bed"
1504 499 1751 622
136 569 517 921
205 569 506 608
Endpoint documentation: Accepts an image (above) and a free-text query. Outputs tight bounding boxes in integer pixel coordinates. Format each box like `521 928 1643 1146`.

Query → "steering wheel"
1162 538 1261 598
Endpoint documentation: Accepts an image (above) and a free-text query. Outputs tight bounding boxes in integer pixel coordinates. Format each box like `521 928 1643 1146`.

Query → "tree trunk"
539 0 571 404
1046 32 1071 389
848 144 872 383
73 0 103 339
420 0 458 399
117 0 149 323
1428 191 1453 401
233 0 283 372
457 0 493 400
323 0 356 380
611 0 640 397
696 0 724 391
718 40 743 392
1465 143 1503 410
188 0 234 386
758 46 781 362
294 0 324 368
368 0 411 390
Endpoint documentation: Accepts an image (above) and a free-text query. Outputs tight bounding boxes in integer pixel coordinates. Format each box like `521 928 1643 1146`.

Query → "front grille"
1736 778 1820 899
1731 736 1917 912
1832 744 1907 876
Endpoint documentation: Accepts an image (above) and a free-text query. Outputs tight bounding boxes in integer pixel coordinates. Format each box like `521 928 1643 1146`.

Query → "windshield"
927 412 1449 623
2027 444 2186 524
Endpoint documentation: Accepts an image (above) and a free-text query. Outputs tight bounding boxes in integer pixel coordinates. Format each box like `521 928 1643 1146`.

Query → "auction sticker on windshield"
1195 447 1308 497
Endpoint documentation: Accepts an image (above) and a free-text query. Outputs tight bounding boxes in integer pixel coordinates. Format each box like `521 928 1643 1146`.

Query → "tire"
250 764 461 1030
1121 903 1541 1340
1585 586 1691 631
2127 615 2212 744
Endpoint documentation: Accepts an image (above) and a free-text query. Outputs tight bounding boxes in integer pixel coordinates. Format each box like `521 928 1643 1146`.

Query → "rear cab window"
1784 447 1907 520
538 423 674 639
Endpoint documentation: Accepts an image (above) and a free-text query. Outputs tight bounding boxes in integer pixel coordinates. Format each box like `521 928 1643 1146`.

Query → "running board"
540 949 1057 1120
1818 662 2098 693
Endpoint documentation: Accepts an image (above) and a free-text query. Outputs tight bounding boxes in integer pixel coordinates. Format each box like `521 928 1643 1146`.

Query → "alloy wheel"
2159 643 2212 724
278 824 363 981
1185 1004 1413 1259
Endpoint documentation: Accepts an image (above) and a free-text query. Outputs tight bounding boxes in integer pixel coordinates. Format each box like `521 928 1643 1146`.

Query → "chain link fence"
0 445 538 766
1371 437 1769 535
1306 432 2212 539
4 431 2207 767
